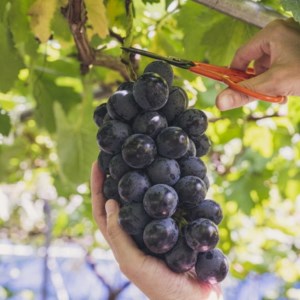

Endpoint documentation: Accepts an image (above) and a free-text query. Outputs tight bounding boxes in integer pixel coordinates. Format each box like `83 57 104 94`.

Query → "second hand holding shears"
122 47 285 104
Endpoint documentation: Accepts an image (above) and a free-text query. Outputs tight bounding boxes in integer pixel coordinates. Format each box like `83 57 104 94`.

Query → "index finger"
90 161 107 235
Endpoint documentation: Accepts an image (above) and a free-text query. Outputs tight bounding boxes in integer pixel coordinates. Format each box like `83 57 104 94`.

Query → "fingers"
91 161 107 235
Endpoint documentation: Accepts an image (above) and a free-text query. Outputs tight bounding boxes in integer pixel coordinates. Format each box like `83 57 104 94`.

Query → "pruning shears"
121 47 285 104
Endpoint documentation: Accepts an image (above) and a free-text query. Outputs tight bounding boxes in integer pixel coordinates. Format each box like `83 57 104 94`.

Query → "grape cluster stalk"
94 60 229 284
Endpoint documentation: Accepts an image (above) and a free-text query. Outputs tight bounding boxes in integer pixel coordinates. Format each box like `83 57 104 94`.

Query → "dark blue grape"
132 111 167 138
184 218 219 252
93 103 107 127
118 171 151 203
122 134 157 169
195 249 229 283
143 218 179 254
179 157 207 179
97 120 132 154
144 60 173 87
181 139 196 159
156 127 189 159
107 90 140 122
143 184 178 219
175 109 208 137
97 151 112 174
133 72 169 111
186 199 223 225
160 86 188 123
103 176 120 201
202 175 210 190
117 81 134 92
164 236 197 273
147 156 180 186
109 153 131 180
174 176 207 207
119 203 152 235
192 134 211 157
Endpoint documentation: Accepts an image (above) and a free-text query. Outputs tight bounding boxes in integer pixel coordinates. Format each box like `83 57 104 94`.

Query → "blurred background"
0 0 300 299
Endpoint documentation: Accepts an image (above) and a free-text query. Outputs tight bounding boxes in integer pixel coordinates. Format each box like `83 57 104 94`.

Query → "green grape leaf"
0 110 11 136
281 0 300 22
28 0 57 43
106 0 126 28
85 0 109 39
0 22 24 92
54 101 98 184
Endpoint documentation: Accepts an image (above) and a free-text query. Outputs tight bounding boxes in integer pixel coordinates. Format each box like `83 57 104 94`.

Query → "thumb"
216 69 285 111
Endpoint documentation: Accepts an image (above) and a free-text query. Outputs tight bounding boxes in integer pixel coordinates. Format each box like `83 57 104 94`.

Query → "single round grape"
174 176 207 207
97 120 132 154
181 139 196 159
93 103 107 127
117 81 134 92
156 127 189 159
107 90 140 122
133 72 169 111
184 218 219 252
122 134 157 169
147 156 180 186
179 157 207 179
164 236 197 273
175 109 208 137
109 153 131 180
195 249 229 284
192 134 211 157
160 86 188 123
143 184 178 219
132 111 167 138
119 202 152 235
103 176 120 201
143 218 179 254
143 60 173 87
97 151 113 174
118 171 151 203
186 199 223 225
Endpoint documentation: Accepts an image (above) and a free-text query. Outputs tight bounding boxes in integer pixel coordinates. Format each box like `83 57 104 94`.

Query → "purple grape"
195 249 229 284
181 139 196 159
143 184 178 219
146 156 180 186
119 203 152 235
117 81 134 92
109 153 131 180
97 151 113 174
160 86 188 123
103 176 120 201
132 111 167 138
107 90 140 122
192 134 211 157
156 127 189 159
165 236 197 273
143 218 179 254
186 200 223 225
175 109 208 137
122 134 157 169
174 176 207 207
179 157 207 179
118 171 151 203
97 120 132 154
184 218 219 252
143 60 173 87
202 175 210 190
93 103 107 127
133 72 169 111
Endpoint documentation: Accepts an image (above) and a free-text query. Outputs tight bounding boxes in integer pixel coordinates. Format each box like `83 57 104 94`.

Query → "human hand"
90 162 223 300
216 19 300 111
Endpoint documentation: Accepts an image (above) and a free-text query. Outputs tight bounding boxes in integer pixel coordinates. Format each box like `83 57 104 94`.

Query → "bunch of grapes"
94 60 229 284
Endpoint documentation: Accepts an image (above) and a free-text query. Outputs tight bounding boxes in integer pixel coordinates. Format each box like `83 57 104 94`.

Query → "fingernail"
218 95 234 111
105 200 117 215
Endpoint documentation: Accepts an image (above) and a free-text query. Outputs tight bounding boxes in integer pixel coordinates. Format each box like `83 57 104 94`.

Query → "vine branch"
62 0 130 79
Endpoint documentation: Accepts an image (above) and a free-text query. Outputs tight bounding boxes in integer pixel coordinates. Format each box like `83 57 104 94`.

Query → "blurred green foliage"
0 0 300 297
